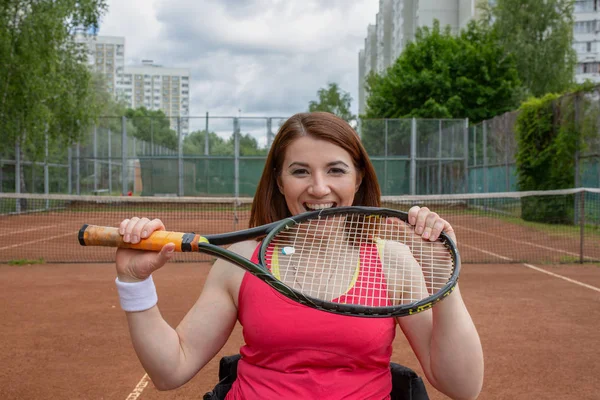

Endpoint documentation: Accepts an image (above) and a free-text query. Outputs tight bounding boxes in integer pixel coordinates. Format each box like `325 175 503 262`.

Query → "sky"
98 0 380 137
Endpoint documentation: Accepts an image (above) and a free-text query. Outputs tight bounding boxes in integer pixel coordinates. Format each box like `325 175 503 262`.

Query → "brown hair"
249 112 381 227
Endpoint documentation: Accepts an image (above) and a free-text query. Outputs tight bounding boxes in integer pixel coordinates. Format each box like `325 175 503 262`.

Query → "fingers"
407 206 456 242
119 217 165 244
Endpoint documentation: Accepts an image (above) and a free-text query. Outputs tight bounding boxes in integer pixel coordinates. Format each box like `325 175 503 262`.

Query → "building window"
574 0 597 12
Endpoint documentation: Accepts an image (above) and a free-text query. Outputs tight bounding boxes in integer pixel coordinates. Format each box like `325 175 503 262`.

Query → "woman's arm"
397 287 484 400
121 241 252 390
398 206 484 400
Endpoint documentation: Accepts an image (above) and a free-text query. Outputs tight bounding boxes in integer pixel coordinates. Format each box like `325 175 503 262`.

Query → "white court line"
456 225 593 260
460 243 513 261
0 222 72 238
0 230 76 250
126 374 150 400
462 242 600 293
522 263 600 293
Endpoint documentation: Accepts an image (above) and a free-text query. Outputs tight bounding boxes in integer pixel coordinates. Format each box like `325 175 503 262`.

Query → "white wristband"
115 275 158 312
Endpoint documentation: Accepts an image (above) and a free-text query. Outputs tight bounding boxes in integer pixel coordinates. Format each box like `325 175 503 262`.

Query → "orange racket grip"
78 224 206 252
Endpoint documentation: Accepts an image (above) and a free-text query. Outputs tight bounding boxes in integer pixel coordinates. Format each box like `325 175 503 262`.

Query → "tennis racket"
78 206 460 318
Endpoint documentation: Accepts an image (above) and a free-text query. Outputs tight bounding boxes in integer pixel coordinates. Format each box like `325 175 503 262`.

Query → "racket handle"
78 224 203 252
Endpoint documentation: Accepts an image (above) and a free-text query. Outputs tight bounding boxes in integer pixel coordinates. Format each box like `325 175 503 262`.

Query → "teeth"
305 203 334 210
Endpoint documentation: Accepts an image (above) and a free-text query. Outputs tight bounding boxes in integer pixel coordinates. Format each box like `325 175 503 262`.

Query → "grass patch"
8 258 45 266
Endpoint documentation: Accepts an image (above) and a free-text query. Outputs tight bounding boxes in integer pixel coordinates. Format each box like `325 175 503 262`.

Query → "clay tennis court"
1 200 599 399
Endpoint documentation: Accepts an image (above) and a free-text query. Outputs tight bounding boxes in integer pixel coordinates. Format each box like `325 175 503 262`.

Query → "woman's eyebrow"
287 161 350 168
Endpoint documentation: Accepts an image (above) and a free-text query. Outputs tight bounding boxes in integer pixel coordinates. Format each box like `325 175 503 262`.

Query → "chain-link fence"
2 107 599 198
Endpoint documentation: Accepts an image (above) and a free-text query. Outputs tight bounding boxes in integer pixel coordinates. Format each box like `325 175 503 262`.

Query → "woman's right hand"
115 217 175 282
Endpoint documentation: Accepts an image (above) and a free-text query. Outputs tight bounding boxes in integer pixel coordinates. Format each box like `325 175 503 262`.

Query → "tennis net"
0 188 598 264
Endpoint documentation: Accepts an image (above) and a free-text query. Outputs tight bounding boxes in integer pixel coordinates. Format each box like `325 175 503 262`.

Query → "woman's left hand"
407 206 456 243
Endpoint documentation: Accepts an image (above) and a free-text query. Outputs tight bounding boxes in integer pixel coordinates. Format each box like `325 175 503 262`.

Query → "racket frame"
80 206 460 317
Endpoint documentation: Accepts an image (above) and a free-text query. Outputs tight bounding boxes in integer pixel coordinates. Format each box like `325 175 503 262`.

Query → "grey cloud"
105 0 377 121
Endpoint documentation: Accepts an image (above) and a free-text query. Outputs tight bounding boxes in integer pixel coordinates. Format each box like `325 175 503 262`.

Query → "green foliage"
0 0 108 156
308 83 355 123
515 92 584 223
125 107 178 150
364 20 521 123
490 0 576 97
183 130 267 156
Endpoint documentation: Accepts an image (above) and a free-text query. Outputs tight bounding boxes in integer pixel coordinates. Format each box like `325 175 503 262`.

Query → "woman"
115 112 484 399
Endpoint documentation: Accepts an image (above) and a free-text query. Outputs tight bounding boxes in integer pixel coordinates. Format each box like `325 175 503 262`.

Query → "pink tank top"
225 242 396 400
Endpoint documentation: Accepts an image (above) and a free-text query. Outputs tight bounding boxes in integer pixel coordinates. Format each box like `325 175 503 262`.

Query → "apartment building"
75 34 125 97
358 0 477 116
574 0 600 82
120 61 191 136
359 0 600 116
75 34 191 136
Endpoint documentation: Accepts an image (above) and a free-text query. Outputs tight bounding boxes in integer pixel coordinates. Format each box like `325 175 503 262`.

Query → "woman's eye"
291 169 309 176
329 168 348 175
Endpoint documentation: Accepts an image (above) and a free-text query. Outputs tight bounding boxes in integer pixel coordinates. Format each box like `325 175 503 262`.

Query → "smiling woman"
250 112 382 226
106 112 483 400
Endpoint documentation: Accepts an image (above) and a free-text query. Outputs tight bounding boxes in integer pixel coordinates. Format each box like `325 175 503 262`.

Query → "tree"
488 0 576 97
125 107 178 150
308 83 356 123
364 20 522 123
0 0 108 194
183 130 267 156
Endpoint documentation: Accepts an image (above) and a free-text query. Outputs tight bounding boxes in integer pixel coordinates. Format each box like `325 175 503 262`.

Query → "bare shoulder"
205 240 260 301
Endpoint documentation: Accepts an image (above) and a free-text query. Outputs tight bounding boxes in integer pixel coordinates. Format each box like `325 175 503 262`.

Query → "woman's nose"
308 174 331 197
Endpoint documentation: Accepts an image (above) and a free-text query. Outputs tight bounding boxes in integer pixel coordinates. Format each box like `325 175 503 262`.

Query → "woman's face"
277 136 362 216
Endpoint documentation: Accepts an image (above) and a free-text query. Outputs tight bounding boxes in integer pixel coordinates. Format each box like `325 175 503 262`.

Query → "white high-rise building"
358 0 477 116
75 34 125 97
573 0 600 83
120 61 191 136
75 34 191 136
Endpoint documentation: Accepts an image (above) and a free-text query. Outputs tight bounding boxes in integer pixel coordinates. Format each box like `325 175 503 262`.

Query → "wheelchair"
203 354 429 400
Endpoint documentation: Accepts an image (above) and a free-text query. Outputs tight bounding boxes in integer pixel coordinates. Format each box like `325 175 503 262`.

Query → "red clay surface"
1 209 599 265
1 261 599 400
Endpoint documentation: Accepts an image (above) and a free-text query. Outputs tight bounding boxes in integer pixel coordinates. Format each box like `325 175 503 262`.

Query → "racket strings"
265 212 455 307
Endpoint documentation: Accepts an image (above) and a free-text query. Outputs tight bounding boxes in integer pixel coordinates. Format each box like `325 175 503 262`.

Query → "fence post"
438 120 442 194
68 146 72 194
483 121 488 193
205 112 210 194
178 117 183 196
44 133 49 208
108 129 112 193
410 118 417 195
267 118 273 148
464 118 469 193
234 117 240 199
121 116 127 196
76 143 81 195
384 119 388 196
15 140 21 213
579 189 585 264
93 124 98 193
